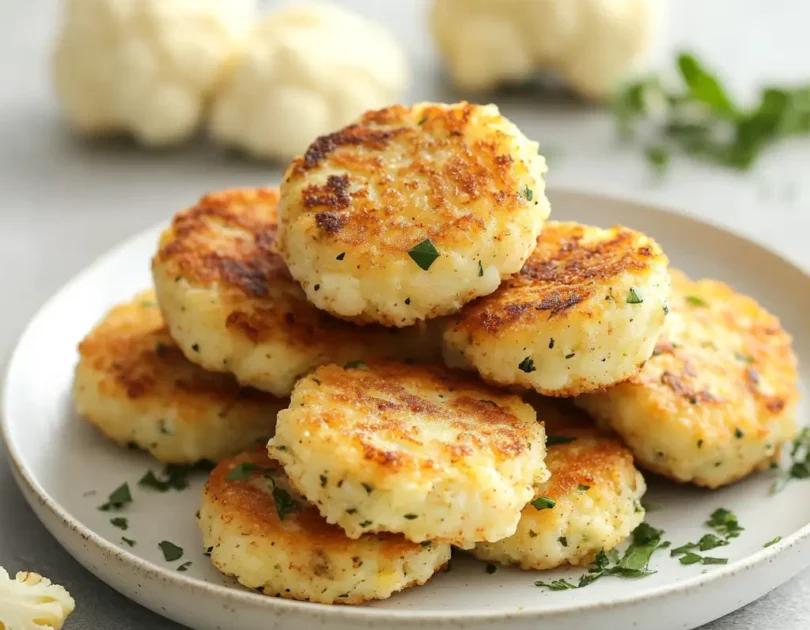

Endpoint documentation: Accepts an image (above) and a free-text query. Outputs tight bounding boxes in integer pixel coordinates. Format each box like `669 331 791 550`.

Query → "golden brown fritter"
268 360 549 547
152 187 440 396
577 269 800 488
444 221 670 396
199 449 450 604
73 291 285 463
277 102 550 326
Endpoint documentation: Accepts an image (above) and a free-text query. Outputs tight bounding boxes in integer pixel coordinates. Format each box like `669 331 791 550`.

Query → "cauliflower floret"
0 568 75 630
431 0 663 100
53 0 257 146
208 3 410 161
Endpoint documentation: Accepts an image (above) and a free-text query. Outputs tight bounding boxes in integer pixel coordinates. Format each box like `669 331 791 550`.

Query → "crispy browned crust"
76 291 277 413
452 222 665 338
297 360 536 468
152 187 418 345
281 102 538 255
205 449 421 559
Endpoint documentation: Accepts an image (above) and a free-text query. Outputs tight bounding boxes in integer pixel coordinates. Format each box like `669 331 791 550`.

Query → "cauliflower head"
53 0 257 146
0 568 75 630
208 3 410 161
431 0 663 100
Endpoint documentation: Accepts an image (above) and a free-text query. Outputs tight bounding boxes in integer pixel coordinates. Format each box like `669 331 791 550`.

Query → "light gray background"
1 1 809 628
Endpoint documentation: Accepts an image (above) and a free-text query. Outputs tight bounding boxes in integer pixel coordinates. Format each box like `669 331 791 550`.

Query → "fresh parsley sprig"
614 52 810 172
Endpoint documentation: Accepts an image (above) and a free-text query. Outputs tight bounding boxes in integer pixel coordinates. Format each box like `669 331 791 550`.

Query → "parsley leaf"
771 427 810 493
121 537 136 547
98 483 132 511
408 239 440 271
177 561 193 572
139 462 210 492
627 287 644 304
686 295 708 307
764 536 782 548
706 508 744 539
518 357 535 373
110 517 128 531
531 496 555 510
273 488 297 520
226 462 262 482
159 541 184 562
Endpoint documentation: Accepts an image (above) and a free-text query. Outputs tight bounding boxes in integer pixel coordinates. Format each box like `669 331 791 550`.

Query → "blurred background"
1 1 810 628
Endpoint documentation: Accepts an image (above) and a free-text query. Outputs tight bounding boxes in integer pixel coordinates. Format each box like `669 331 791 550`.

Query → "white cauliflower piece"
431 0 663 100
0 568 75 630
208 3 410 161
53 0 257 146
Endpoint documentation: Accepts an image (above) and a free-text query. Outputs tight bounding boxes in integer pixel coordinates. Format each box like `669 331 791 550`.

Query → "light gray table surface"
1 1 809 628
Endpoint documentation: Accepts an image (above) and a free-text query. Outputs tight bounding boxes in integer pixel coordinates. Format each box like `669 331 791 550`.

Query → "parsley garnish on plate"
535 522 666 590
671 508 742 565
121 537 136 547
408 239 440 271
139 462 211 492
771 427 810 494
98 483 132 511
177 562 193 572
614 52 810 172
159 541 184 562
110 517 128 531
764 536 782 548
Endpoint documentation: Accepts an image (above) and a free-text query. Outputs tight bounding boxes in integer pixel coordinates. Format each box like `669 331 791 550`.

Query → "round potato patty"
277 101 550 326
73 291 285 464
443 221 670 396
199 449 450 604
152 187 441 397
473 399 646 570
576 269 799 488
267 360 549 548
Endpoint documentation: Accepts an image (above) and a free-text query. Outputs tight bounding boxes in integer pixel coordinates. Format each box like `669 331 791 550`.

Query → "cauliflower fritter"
444 222 670 396
152 188 440 397
277 102 550 326
199 449 450 604
73 291 285 463
0 566 75 630
268 360 549 548
473 399 646 570
209 3 409 161
577 269 799 488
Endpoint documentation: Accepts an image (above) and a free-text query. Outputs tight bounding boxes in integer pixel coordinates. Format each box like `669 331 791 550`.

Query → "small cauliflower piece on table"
209 3 410 161
53 0 256 146
0 567 75 630
431 0 663 100
577 269 799 488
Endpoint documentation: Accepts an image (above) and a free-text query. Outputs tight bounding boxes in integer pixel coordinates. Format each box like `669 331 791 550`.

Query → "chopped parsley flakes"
110 517 128 531
159 541 184 562
121 537 136 547
523 185 534 202
764 536 782 548
273 488 297 520
685 295 708 307
139 462 211 492
177 562 193 572
627 287 644 304
771 427 810 494
226 462 262 482
536 522 666 590
518 357 536 373
408 239 440 271
98 483 132 512
531 496 555 510
478 260 484 277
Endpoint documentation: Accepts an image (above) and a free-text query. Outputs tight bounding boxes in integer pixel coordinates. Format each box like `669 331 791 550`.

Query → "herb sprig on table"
614 52 810 172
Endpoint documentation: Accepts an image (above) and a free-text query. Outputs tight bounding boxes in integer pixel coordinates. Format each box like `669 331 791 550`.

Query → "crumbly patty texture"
444 221 670 396
577 269 799 488
199 449 450 604
268 360 549 547
73 291 284 464
473 399 646 570
152 187 440 397
277 102 550 326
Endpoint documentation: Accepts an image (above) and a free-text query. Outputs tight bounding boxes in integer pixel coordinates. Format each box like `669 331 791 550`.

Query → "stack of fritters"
73 101 799 604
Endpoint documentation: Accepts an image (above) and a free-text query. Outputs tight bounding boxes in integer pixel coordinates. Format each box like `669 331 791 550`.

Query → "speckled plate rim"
3 189 810 628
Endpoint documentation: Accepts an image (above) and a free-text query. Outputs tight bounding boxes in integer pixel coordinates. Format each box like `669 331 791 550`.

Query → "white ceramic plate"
3 191 810 630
